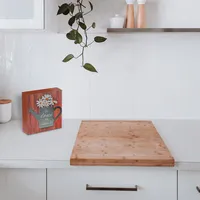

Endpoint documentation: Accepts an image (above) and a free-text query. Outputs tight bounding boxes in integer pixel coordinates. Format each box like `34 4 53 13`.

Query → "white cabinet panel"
0 169 46 200
0 0 44 29
0 0 33 19
179 171 200 200
48 168 176 200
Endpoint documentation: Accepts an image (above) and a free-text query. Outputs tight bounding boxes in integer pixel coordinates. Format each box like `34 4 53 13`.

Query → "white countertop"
0 119 200 170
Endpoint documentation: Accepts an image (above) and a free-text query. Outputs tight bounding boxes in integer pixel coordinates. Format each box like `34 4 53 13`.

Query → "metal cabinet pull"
86 184 138 191
196 186 200 193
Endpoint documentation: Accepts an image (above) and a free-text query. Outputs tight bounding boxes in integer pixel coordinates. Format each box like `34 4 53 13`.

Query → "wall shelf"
107 28 200 33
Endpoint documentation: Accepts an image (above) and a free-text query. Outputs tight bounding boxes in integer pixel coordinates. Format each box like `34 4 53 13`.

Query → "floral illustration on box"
36 94 58 108
29 94 62 129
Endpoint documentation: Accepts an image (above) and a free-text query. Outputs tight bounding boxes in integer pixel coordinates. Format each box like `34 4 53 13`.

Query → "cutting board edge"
70 157 175 167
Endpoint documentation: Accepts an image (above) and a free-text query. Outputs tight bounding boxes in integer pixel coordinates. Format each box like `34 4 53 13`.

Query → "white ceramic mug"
0 99 12 123
110 14 125 28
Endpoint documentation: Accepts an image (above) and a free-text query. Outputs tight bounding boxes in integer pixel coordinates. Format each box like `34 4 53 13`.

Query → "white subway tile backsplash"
0 33 91 119
0 32 200 119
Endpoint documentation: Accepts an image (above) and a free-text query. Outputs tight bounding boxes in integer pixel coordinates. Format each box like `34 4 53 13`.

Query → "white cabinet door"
0 169 46 200
48 168 177 200
179 171 200 200
0 0 44 29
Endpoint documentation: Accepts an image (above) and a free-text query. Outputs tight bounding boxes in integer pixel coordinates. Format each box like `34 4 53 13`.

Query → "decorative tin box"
22 88 62 135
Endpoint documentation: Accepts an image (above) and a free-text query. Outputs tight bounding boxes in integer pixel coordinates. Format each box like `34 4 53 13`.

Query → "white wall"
0 0 200 120
1 32 200 120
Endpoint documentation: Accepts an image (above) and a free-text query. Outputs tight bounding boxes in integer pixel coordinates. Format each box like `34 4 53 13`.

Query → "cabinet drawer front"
0 169 46 200
48 168 176 200
179 171 200 200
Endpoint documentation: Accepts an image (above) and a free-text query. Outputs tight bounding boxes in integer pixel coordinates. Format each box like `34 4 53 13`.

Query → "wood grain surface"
0 99 12 104
70 121 175 166
137 4 146 28
22 88 62 135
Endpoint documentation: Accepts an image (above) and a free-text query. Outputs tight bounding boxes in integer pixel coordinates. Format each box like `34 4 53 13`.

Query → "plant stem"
82 47 85 66
80 0 87 43
79 0 88 67
76 3 86 8
81 3 88 45
84 10 92 16
76 3 82 31
80 42 86 47
75 53 83 59
86 25 92 31
87 41 94 47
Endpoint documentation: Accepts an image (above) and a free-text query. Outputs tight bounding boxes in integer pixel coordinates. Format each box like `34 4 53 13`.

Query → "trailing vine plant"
57 0 107 73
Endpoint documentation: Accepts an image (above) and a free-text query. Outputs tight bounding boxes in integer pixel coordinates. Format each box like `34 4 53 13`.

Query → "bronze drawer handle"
86 184 138 191
196 186 200 193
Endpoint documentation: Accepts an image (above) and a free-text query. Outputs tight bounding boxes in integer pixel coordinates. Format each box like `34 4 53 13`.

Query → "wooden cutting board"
70 121 175 166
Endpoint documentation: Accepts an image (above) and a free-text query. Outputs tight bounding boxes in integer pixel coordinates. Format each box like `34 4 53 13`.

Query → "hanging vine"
57 0 107 73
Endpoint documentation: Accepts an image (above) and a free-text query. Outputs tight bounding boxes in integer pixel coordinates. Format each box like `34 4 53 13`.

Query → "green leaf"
75 32 83 44
79 22 87 30
83 63 98 73
63 54 74 62
94 36 107 43
66 30 77 40
69 4 75 14
68 16 76 26
63 9 70 15
92 22 96 28
75 12 83 19
66 30 82 43
66 32 74 40
89 1 93 11
57 4 69 15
